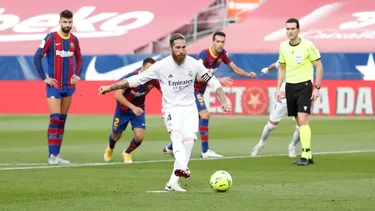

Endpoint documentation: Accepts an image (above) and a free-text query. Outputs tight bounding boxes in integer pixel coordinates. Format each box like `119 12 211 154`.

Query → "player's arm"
197 62 230 112
100 62 160 94
114 89 143 115
228 62 251 77
261 62 279 75
154 80 162 93
195 51 208 83
196 75 232 86
224 52 256 78
114 89 136 110
195 55 233 85
74 37 83 78
34 34 52 81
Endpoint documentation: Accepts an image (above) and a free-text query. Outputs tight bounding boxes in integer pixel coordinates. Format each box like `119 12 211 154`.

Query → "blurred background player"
34 9 82 165
164 31 256 158
276 18 323 166
251 61 300 157
104 58 160 164
98 33 231 192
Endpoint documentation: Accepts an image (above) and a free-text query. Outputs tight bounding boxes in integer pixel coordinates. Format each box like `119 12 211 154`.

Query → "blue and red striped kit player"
104 58 161 164
164 31 256 158
34 10 82 165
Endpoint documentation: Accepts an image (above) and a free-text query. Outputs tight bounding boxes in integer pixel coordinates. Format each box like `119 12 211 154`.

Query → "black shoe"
292 158 314 165
292 158 302 164
292 157 314 165
296 158 310 166
309 157 314 164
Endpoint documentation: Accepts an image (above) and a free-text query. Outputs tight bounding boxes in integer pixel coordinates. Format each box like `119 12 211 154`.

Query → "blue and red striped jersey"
194 48 231 93
34 31 83 90
118 71 161 112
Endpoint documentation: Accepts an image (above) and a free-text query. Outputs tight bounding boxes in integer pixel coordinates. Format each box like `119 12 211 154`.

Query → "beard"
61 27 71 33
215 47 223 53
172 52 186 65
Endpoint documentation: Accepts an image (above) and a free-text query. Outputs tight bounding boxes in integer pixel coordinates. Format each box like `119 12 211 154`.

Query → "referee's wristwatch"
315 84 321 89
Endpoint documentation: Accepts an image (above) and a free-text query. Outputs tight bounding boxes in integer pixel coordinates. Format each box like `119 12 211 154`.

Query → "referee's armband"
201 73 212 82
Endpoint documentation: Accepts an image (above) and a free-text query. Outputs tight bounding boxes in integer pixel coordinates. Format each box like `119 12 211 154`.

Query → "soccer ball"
210 170 233 192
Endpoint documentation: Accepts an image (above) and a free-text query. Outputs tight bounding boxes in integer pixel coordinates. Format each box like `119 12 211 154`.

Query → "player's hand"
248 72 256 79
132 106 144 116
98 86 112 95
280 91 286 99
44 77 58 88
70 75 80 84
218 77 234 87
310 88 320 101
221 101 232 113
275 89 282 103
261 67 269 76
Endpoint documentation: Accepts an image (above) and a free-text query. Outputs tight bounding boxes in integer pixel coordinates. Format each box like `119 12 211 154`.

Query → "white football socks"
183 137 195 165
168 131 187 184
170 130 187 169
290 126 300 147
259 122 277 146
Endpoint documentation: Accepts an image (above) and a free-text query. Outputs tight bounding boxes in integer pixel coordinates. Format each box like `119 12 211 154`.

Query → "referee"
276 18 323 166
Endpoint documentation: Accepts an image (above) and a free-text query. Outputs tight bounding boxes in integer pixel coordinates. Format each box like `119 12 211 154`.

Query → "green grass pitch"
0 115 375 210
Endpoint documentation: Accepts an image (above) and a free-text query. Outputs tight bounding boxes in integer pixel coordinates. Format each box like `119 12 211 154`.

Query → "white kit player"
251 61 300 157
98 33 231 192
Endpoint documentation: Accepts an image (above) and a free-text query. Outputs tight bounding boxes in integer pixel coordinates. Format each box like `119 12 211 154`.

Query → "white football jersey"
127 55 221 111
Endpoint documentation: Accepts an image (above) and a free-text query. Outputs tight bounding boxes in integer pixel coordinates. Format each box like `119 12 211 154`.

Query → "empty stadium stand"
0 0 216 55
188 0 375 53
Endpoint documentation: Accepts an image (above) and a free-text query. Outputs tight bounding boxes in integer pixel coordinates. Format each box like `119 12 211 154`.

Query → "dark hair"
286 18 299 29
212 31 226 41
60 10 73 19
142 57 156 66
169 33 186 46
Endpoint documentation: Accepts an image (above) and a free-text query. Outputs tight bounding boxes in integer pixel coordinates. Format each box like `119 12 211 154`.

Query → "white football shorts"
162 106 199 140
269 98 288 123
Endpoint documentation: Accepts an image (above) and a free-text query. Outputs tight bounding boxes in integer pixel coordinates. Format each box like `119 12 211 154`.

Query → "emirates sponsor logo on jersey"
168 79 194 91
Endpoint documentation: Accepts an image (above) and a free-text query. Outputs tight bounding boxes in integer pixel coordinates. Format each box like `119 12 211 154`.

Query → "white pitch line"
146 190 170 193
0 163 47 166
0 149 374 171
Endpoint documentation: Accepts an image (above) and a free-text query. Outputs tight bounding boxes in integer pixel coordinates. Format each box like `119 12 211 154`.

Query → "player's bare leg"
292 114 314 166
104 133 121 161
122 128 144 164
199 110 223 158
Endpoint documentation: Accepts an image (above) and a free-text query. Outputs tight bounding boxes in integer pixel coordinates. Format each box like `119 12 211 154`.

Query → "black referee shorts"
285 80 313 117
